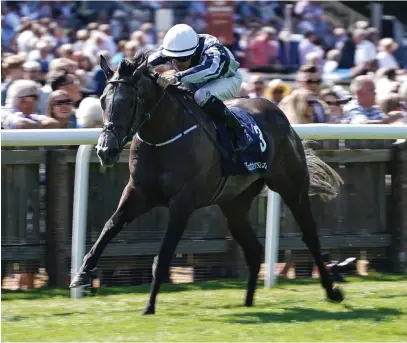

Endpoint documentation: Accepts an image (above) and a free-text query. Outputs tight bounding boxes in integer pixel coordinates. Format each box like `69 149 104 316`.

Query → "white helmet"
162 24 199 58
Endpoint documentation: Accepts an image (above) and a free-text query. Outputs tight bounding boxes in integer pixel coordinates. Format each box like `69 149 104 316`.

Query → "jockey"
148 24 252 153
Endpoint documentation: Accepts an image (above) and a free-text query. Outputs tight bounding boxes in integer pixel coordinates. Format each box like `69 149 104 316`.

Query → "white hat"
379 38 399 52
5 80 39 108
162 24 199 58
23 61 41 71
76 97 103 128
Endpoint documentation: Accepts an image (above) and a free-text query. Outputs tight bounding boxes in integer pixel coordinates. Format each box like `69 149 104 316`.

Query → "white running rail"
1 125 407 298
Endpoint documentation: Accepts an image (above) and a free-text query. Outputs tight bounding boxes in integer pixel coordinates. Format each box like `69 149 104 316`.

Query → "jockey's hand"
157 74 177 89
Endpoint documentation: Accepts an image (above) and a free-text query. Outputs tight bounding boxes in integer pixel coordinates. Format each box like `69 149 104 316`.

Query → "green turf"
2 274 407 342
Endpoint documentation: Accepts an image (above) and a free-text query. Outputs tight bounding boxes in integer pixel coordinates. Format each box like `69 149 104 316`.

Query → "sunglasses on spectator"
19 94 38 100
307 99 317 105
306 79 321 84
273 88 284 94
53 99 73 106
326 100 341 106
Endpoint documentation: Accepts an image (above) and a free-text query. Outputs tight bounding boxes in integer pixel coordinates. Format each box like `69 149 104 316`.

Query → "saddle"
170 87 272 177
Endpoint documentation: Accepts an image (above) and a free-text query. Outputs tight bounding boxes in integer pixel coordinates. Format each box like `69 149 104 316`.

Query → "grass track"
2 274 407 342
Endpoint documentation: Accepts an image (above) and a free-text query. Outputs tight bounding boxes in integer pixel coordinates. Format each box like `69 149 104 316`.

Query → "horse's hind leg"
219 180 264 307
269 177 343 303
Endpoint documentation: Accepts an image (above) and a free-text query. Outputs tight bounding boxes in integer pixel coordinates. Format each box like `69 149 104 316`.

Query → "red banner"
205 1 234 46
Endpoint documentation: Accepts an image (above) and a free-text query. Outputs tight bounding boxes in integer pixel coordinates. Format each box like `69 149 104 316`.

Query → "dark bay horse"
70 50 344 315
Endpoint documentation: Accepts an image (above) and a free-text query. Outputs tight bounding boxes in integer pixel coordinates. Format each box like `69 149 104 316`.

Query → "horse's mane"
117 48 154 77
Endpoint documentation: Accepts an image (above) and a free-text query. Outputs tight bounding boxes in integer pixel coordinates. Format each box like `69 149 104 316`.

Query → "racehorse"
70 49 344 315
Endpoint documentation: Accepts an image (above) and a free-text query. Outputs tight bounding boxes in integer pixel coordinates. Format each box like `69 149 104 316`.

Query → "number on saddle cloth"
217 106 271 176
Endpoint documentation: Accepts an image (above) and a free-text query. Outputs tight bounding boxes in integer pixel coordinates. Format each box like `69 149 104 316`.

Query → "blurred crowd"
1 0 406 130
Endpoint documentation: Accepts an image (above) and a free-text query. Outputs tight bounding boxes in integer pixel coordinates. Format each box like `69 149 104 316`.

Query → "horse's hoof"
328 287 344 303
142 305 155 315
244 300 254 307
69 272 91 288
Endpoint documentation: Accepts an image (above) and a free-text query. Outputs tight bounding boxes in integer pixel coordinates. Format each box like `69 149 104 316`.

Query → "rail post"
70 145 93 299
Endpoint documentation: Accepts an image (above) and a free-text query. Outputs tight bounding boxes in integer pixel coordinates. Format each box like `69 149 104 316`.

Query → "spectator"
75 96 103 128
111 40 127 68
323 49 340 73
110 10 127 40
337 31 356 69
2 79 59 129
296 64 321 96
48 57 78 74
320 88 344 123
27 40 54 74
124 41 140 59
1 54 25 106
334 27 347 50
376 38 400 70
57 43 74 60
265 79 292 105
305 50 323 71
140 22 156 46
378 92 403 112
366 27 379 45
49 70 82 108
299 30 319 65
99 24 117 56
343 75 403 124
23 60 43 84
399 81 407 101
36 58 78 114
73 29 89 51
375 68 400 103
353 28 376 67
247 75 267 99
246 28 278 68
46 90 77 128
130 30 150 49
279 88 327 124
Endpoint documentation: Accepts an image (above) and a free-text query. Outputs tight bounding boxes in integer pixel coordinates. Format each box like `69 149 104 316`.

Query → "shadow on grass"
1 280 246 301
379 293 407 299
3 273 406 302
219 306 403 324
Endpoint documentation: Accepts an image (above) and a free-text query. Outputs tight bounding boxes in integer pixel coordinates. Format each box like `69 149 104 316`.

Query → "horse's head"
96 50 158 167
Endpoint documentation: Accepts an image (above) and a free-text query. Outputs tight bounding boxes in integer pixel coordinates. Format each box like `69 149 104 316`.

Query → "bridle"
101 75 166 150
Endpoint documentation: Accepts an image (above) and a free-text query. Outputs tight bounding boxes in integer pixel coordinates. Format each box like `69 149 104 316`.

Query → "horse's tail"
303 140 344 202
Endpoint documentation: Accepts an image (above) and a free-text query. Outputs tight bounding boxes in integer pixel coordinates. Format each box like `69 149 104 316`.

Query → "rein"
102 78 167 149
102 74 227 159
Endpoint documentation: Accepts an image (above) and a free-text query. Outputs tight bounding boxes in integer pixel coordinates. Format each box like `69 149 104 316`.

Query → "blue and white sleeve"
175 46 226 84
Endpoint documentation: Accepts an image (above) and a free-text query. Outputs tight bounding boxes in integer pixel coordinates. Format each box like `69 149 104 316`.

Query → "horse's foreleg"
142 195 195 315
70 183 152 288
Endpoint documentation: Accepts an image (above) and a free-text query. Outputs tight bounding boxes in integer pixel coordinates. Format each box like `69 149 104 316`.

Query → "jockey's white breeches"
193 69 243 106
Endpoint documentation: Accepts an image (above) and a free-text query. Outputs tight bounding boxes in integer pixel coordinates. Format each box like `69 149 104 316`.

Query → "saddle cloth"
213 106 270 176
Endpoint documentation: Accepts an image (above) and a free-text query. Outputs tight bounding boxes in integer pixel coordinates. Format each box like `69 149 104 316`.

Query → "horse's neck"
138 92 191 145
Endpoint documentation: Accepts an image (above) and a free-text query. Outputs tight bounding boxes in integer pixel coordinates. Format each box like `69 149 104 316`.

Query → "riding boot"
202 96 253 153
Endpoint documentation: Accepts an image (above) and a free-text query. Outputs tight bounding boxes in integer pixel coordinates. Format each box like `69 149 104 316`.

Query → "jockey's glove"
157 74 177 89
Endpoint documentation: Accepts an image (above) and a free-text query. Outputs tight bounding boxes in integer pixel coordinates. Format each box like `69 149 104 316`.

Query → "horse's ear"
100 55 114 80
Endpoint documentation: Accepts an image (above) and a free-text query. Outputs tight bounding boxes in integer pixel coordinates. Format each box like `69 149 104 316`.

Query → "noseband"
102 79 147 150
